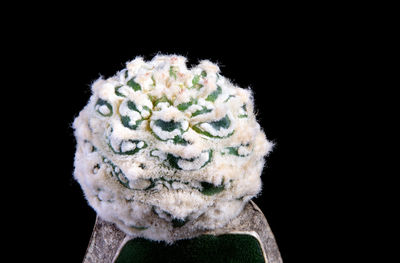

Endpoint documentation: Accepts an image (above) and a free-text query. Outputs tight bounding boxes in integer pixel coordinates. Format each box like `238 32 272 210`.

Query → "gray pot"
83 201 282 263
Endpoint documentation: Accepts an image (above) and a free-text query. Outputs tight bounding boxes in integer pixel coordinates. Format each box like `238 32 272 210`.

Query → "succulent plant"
73 55 273 242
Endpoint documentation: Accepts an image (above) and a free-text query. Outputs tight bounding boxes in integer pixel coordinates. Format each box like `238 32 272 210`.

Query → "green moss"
115 234 265 263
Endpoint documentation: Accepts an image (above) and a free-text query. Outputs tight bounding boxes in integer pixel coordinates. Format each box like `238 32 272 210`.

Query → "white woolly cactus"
73 55 273 242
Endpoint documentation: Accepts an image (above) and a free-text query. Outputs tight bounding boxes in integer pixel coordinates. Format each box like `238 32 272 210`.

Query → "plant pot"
83 201 282 263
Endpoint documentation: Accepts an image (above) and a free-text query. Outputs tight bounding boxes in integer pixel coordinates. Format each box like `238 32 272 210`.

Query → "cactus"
73 55 273 243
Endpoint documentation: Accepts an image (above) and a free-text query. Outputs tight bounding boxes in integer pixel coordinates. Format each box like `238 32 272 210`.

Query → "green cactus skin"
200 182 225 196
127 78 141 91
206 85 222 102
95 98 113 117
192 115 234 138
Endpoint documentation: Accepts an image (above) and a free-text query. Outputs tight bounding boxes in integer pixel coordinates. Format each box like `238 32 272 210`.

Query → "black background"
6 4 383 260
24 43 351 262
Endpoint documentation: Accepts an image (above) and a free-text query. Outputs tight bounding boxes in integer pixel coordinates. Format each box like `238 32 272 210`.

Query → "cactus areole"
73 55 273 243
